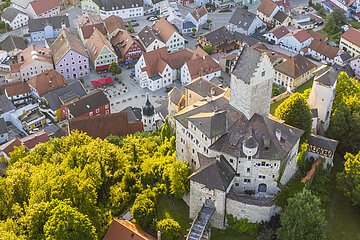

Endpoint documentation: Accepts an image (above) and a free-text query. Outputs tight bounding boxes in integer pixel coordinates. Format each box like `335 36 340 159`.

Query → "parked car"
132 22 140 27
128 19 137 22
147 16 158 21
202 25 210 30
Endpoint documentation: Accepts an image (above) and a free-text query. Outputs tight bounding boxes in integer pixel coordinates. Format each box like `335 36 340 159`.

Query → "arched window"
258 183 267 193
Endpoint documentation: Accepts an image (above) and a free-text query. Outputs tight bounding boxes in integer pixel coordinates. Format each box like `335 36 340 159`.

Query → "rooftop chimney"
275 129 281 141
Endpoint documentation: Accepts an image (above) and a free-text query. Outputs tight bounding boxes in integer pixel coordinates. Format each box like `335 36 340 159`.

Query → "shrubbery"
227 214 259 236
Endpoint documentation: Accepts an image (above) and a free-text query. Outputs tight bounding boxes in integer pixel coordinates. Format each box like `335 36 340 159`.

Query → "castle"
174 47 304 230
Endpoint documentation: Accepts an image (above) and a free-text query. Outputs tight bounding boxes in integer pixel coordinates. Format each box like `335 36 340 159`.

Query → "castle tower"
142 94 155 132
229 47 274 119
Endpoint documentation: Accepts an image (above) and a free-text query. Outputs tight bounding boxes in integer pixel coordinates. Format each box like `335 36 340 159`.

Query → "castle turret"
142 94 155 132
229 47 274 119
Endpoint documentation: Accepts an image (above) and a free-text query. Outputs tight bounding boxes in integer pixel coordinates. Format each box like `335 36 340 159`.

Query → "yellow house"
81 0 100 15
274 54 317 91
340 27 360 57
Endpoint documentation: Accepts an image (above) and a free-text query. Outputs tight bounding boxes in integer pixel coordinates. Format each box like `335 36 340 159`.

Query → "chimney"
275 129 281 141
157 231 161 240
210 87 215 96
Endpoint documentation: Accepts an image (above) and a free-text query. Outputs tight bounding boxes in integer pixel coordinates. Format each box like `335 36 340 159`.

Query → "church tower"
229 47 274 119
142 94 155 132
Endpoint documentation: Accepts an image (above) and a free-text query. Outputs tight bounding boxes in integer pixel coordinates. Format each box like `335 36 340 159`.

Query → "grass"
211 228 255 240
325 155 360 240
156 196 192 238
270 79 314 115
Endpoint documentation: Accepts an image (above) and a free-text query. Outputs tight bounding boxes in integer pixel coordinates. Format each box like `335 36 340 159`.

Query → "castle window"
273 175 275 178
261 71 265 77
235 173 240 177
244 179 251 183
230 159 234 163
261 161 266 166
192 149 195 154
247 168 250 172
235 183 239 186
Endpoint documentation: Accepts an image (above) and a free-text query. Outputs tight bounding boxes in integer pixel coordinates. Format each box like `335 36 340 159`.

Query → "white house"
228 7 265 36
263 25 289 44
184 6 208 30
349 55 360 79
4 82 31 106
26 0 60 19
1 7 29 30
93 0 144 20
256 0 281 23
304 39 340 64
194 0 209 6
279 29 313 53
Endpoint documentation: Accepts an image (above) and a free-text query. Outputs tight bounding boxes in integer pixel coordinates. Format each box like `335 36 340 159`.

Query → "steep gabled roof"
86 28 115 61
308 134 338 152
188 111 228 139
138 25 163 48
232 47 263 84
290 29 312 43
93 0 143 10
257 0 278 17
104 15 126 34
190 6 208 21
1 7 26 22
185 55 222 80
152 17 178 42
28 69 67 96
103 219 156 240
28 15 69 32
67 90 109 118
229 7 259 31
29 0 59 15
308 39 339 59
189 154 235 191
269 25 289 39
341 27 360 47
275 54 317 79
0 35 26 52
185 77 224 98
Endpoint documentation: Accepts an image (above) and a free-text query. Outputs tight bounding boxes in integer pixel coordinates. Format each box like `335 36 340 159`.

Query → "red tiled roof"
257 0 278 17
20 131 49 149
308 31 327 41
4 82 30 97
29 0 59 15
270 26 289 39
275 54 317 79
0 138 22 156
341 27 360 47
104 219 156 240
308 39 339 59
292 29 312 43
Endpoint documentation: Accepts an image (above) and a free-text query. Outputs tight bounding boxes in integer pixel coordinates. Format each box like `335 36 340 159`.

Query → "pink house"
26 0 60 19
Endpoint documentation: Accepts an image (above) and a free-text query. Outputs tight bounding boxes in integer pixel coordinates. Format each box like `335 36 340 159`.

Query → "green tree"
131 192 157 228
275 93 312 142
206 19 212 26
203 45 214 55
227 215 259 236
160 119 174 142
308 0 313 6
337 151 360 206
277 189 326 240
44 202 97 240
168 161 191 198
156 219 181 240
327 73 360 154
108 62 122 80
192 28 197 36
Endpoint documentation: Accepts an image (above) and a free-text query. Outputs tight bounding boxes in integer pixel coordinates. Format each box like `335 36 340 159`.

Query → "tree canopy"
203 45 214 55
156 218 181 240
327 73 360 154
0 131 190 239
277 189 326 240
275 93 312 142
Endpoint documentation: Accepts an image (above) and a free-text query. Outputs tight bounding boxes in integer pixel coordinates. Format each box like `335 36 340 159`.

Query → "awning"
95 65 109 71
91 77 113 87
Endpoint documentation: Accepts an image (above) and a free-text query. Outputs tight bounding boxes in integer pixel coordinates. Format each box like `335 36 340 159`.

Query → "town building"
4 82 31 106
39 81 87 121
69 112 143 139
303 39 340 64
349 55 360 79
228 7 265 36
321 0 360 16
175 47 304 232
272 10 292 27
77 13 107 45
111 30 144 63
306 134 338 168
138 18 185 53
181 55 222 84
66 90 110 119
0 118 8 145
15 104 46 132
11 0 32 13
103 219 156 240
339 27 360 57
184 6 208 30
81 0 100 14
274 54 317 91
104 15 126 39
86 29 118 72
263 25 289 44
28 69 67 98
144 0 166 14
176 0 194 6
90 0 144 20
51 29 89 79
0 35 26 57
1 7 29 30
279 29 313 53
291 13 314 30
0 94 16 122
28 16 70 42
26 0 60 19
142 95 156 132
256 0 281 24
10 45 54 81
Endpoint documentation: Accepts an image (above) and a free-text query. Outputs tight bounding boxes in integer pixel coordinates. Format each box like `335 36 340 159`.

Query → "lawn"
211 228 255 240
326 155 360 240
270 79 314 115
156 196 192 239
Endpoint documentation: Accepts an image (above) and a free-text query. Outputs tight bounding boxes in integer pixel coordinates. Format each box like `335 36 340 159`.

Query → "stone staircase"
186 206 215 240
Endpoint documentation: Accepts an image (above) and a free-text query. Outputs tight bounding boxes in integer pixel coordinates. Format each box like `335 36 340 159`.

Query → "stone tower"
142 94 155 132
229 47 274 119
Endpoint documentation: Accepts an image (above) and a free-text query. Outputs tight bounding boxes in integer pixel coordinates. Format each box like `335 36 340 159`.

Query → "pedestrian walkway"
186 205 215 240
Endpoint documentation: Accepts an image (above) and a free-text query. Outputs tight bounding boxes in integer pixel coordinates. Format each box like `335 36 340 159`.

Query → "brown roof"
67 90 109 118
0 138 22 156
28 69 67 96
0 80 24 94
104 15 126 34
186 55 222 80
152 18 177 42
308 39 339 59
111 30 143 58
10 45 53 73
257 0 278 17
275 54 317 79
51 29 88 65
5 83 30 97
81 23 107 40
69 112 143 139
273 11 289 23
308 31 327 41
270 25 289 39
291 29 312 43
86 28 115 61
29 0 59 15
190 6 208 21
20 131 49 149
77 13 103 28
104 219 156 240
341 27 360 47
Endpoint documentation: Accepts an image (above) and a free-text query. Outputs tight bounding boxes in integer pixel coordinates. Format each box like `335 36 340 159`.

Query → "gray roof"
0 95 15 114
315 67 339 87
120 106 142 122
201 26 233 45
185 77 225 98
339 51 352 62
273 11 289 23
189 154 235 191
67 90 109 118
308 134 338 152
188 111 228 139
0 118 7 135
155 98 169 118
138 26 162 48
43 81 87 111
0 35 26 52
93 0 143 11
28 15 70 32
1 7 26 22
229 7 258 31
169 87 184 105
43 124 67 138
232 32 260 46
232 47 262 84
183 21 196 29
11 0 32 9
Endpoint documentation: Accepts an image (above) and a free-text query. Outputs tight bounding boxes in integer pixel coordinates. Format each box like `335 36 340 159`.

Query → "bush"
156 219 181 240
275 174 305 208
309 168 331 206
227 215 259 236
